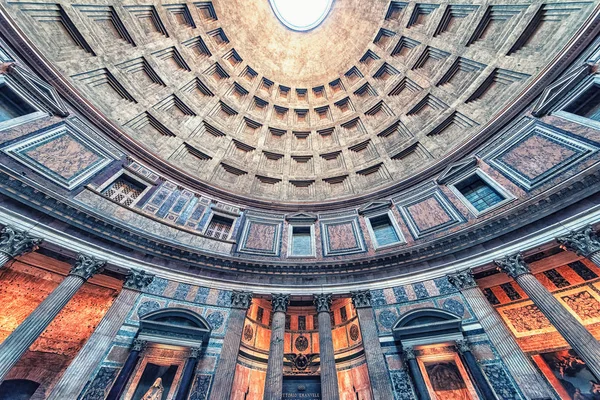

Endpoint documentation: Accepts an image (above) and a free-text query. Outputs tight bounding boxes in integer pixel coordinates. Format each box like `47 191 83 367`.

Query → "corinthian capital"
494 252 530 279
231 291 253 309
557 225 600 257
447 269 477 291
123 268 155 291
313 293 332 313
70 253 106 281
0 225 43 259
351 290 372 309
271 293 290 313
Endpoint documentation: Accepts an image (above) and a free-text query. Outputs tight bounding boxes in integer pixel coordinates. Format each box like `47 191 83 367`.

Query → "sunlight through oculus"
269 0 333 31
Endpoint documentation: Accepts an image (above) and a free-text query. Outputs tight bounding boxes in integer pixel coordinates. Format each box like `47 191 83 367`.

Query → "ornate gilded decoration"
557 225 600 257
123 268 155 291
313 293 332 313
284 353 319 372
351 290 372 309
69 253 106 280
231 291 253 309
447 269 477 291
271 293 290 313
494 252 530 278
295 335 309 352
0 225 42 259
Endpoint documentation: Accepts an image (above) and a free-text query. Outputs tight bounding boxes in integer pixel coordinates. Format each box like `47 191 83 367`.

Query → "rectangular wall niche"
289 225 314 257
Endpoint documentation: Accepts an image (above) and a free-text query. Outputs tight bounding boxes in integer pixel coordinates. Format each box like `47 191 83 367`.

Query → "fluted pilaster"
0 253 105 381
48 269 154 399
263 293 289 400
210 291 252 400
351 291 395 400
448 269 554 399
314 294 339 400
496 253 600 380
0 225 42 267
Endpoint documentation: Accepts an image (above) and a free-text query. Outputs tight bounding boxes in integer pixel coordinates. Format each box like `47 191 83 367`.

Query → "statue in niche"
142 378 164 400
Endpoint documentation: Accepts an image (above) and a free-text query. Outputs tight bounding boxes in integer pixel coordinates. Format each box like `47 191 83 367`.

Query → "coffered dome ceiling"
4 0 596 204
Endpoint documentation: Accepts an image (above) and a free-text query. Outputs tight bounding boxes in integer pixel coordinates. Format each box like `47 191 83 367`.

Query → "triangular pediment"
358 200 392 215
436 157 478 184
532 62 594 117
286 212 317 222
9 65 69 117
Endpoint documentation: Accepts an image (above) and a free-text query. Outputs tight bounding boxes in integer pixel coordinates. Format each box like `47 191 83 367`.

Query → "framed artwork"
417 351 479 400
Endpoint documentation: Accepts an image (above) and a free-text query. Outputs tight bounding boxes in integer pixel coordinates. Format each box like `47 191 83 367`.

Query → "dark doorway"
0 379 40 400
282 376 321 399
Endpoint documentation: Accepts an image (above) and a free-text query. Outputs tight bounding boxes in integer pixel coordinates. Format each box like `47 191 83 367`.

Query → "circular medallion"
350 324 360 341
207 312 225 329
269 0 333 32
243 324 254 341
378 309 398 329
443 299 465 317
295 335 309 352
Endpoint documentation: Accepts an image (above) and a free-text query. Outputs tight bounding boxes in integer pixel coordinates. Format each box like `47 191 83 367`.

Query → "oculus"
269 0 333 31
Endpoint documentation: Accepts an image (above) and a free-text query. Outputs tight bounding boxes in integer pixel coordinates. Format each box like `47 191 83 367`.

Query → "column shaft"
406 358 430 400
263 310 286 400
175 355 199 400
460 349 496 400
318 310 340 400
48 288 139 399
516 273 600 379
0 252 10 267
355 307 395 400
590 253 600 267
106 345 142 400
209 307 247 399
0 274 84 381
461 286 554 399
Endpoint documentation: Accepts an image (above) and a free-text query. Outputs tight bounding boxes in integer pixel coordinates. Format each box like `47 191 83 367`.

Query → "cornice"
0 5 599 212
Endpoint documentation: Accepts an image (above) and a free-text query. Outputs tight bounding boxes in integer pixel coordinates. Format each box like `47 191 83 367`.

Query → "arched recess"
138 307 212 347
0 379 40 400
392 307 463 345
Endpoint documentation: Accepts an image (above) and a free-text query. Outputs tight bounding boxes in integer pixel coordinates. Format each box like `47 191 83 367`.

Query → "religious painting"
533 350 600 399
417 352 478 400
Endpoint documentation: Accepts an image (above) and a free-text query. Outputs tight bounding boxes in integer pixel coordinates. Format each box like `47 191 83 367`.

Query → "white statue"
142 377 164 400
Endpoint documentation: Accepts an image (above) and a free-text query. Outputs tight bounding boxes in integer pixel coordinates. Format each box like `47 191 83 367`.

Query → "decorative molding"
132 339 147 352
351 290 372 309
358 200 392 216
124 268 155 291
231 291 253 309
455 339 470 354
557 225 600 257
447 269 477 291
189 347 202 359
403 345 416 360
285 212 318 223
436 157 478 185
494 252 530 279
0 225 42 259
271 293 290 313
70 253 106 280
313 293 332 313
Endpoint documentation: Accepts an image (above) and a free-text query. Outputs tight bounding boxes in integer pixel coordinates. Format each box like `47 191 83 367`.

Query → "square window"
205 215 233 240
102 174 147 206
455 175 504 212
0 83 35 123
290 225 314 257
369 213 401 247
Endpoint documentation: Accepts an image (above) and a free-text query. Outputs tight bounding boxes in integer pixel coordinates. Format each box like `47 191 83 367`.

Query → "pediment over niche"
358 200 392 215
436 157 478 184
286 212 317 222
7 65 69 117
532 62 595 117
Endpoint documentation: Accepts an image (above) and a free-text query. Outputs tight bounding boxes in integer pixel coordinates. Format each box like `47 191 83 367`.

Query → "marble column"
314 293 340 400
557 225 600 266
48 268 155 400
209 291 253 400
495 253 600 380
455 339 496 400
263 293 289 400
350 291 395 400
0 225 43 267
106 338 146 400
175 347 202 400
0 253 105 381
447 269 554 399
403 346 430 400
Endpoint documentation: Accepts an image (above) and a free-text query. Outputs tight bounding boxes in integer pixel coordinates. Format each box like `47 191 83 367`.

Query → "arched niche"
138 307 212 348
392 308 463 346
0 379 40 400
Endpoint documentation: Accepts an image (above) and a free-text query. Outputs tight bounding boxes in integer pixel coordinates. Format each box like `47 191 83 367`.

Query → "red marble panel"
244 222 277 251
327 222 358 251
406 197 451 231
